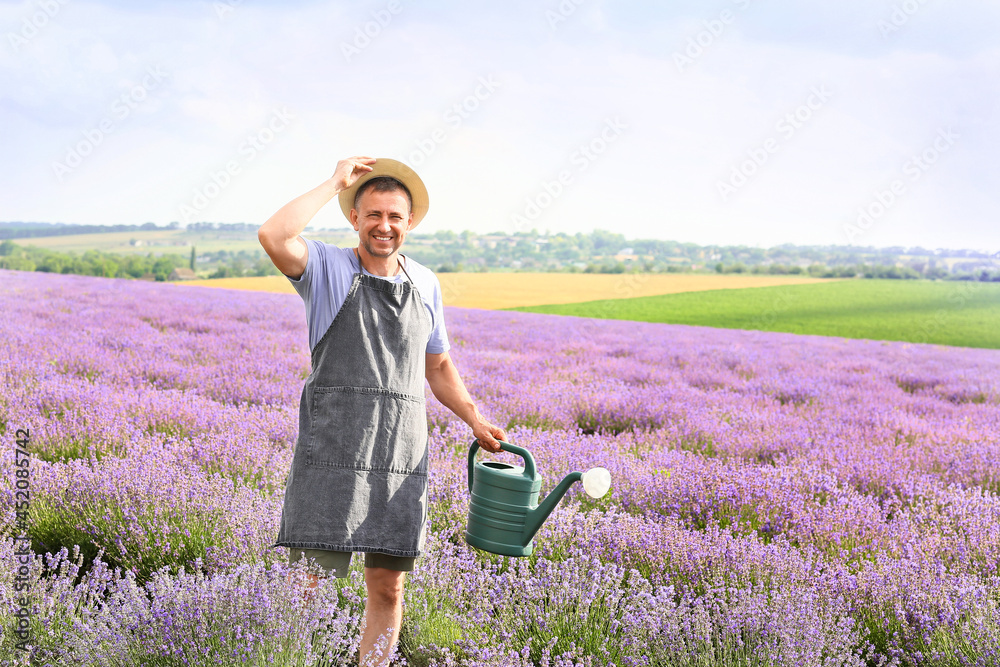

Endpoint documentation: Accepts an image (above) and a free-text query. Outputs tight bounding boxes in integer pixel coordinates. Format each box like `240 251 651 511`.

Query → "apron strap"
398 255 415 284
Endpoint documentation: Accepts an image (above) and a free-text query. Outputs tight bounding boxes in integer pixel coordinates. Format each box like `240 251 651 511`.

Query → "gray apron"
273 250 432 557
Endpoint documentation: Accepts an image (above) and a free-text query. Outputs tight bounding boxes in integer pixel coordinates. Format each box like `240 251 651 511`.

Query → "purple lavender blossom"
2 269 999 666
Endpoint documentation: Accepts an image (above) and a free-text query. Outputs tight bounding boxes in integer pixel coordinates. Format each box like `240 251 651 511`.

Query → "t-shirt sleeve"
426 273 450 354
285 237 320 303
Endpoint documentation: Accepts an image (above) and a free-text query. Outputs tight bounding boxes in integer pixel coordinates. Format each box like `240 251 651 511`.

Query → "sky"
1 0 998 251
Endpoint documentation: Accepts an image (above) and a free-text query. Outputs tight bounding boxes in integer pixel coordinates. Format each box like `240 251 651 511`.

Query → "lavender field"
2 268 999 667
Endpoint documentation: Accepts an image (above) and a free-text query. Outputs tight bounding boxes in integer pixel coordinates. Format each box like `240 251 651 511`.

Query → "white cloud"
0 0 997 251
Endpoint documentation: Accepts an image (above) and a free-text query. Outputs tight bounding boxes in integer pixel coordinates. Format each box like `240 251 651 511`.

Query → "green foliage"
29 486 222 585
4 225 998 280
505 412 562 431
0 239 287 281
399 227 1000 275
32 432 125 464
514 279 1000 349
0 241 188 280
400 590 477 666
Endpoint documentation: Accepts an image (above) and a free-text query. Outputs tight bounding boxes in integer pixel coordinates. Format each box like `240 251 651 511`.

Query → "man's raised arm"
258 156 376 279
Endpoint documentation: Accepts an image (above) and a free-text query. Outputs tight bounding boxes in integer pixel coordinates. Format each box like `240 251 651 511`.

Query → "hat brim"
338 158 429 228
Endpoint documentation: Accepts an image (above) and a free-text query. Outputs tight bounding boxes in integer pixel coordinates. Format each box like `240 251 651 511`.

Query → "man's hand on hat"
331 156 376 192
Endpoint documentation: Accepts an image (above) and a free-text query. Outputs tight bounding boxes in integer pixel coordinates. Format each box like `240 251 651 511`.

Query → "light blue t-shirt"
287 237 450 355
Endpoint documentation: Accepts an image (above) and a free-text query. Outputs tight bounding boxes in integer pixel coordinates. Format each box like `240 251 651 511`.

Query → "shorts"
288 548 416 579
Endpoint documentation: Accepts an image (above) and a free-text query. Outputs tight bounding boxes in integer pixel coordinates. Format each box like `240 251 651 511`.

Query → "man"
258 156 506 666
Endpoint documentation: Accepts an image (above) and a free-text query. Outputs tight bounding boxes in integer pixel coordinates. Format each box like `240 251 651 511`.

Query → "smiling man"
258 156 505 666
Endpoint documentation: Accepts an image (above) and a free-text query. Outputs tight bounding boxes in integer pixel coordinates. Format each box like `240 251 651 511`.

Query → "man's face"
350 188 414 259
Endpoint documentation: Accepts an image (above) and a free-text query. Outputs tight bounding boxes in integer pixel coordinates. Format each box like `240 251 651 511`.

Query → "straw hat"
338 158 429 227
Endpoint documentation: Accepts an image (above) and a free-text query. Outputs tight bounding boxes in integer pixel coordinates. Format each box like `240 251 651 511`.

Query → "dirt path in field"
175 273 835 309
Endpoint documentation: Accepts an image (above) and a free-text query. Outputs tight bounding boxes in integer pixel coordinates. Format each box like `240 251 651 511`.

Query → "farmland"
12 229 190 254
178 272 835 309
8 228 354 256
2 269 999 666
516 279 1000 349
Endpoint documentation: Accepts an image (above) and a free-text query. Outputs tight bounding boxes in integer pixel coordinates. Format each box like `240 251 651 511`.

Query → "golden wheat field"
174 273 834 309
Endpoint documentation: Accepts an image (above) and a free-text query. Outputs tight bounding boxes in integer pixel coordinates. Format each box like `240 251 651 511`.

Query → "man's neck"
356 247 401 277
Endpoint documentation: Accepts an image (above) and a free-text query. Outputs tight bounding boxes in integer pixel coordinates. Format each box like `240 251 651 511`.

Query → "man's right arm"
258 156 375 279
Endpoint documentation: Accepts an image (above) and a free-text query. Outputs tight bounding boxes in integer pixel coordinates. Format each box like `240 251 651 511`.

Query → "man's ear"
350 208 359 230
406 212 415 231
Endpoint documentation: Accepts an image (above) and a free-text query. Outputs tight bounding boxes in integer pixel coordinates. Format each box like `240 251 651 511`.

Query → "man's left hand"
472 419 507 453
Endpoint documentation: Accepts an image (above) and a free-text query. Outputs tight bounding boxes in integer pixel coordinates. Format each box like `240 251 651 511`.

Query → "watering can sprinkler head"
582 466 612 499
464 439 612 557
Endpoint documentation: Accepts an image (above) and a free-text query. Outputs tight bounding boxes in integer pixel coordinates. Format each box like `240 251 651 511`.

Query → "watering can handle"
468 439 537 492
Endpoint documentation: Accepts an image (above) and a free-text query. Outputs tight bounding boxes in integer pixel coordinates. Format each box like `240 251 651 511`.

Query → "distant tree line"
2 223 998 283
713 261 1000 281
201 248 281 279
402 229 999 280
0 240 187 281
0 241 285 281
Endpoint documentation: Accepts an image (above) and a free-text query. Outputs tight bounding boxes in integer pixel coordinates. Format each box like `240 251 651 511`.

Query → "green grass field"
512 279 1000 349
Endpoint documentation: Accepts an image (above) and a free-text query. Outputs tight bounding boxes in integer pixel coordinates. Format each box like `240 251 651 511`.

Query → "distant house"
168 268 198 281
613 251 639 263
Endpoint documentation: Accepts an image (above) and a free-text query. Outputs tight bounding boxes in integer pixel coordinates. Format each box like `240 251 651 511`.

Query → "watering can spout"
523 466 612 545
521 471 582 546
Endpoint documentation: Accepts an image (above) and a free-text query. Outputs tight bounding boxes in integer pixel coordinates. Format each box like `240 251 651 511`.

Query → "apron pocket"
308 386 427 474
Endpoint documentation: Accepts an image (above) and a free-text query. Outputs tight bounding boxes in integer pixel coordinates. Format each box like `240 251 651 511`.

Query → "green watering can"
465 439 612 557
